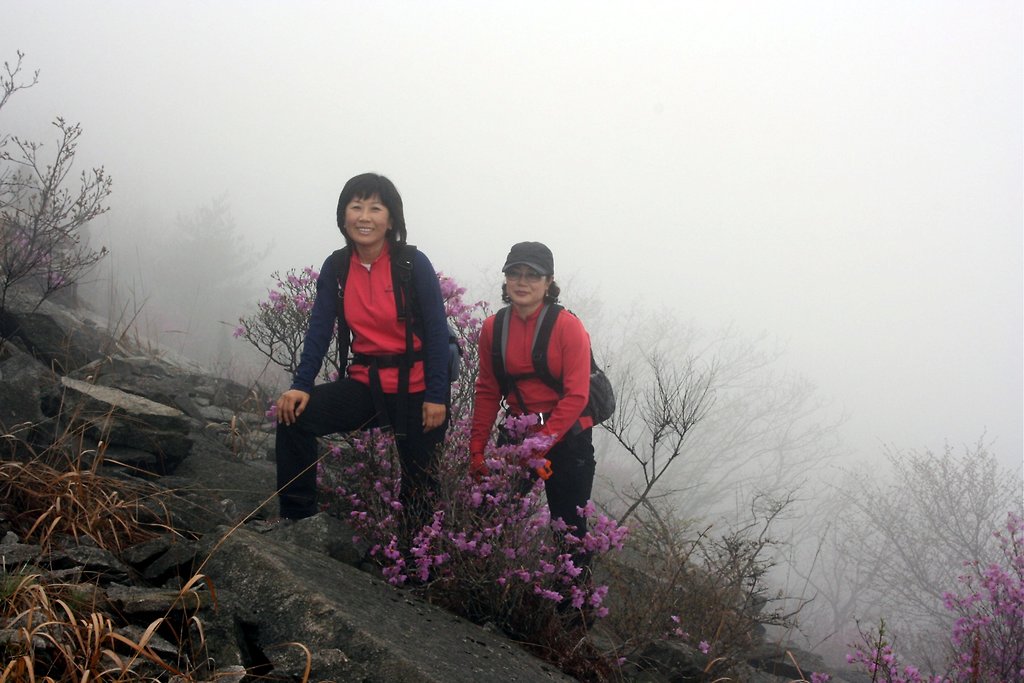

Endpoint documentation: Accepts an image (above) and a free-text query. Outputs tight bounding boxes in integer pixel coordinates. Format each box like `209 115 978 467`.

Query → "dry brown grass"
0 442 167 554
0 423 212 682
0 570 203 682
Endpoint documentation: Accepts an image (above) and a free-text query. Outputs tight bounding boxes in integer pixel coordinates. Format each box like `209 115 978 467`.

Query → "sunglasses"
504 268 545 283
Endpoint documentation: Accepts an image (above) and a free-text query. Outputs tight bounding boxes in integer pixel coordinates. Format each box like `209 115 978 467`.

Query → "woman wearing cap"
274 173 449 526
469 241 597 547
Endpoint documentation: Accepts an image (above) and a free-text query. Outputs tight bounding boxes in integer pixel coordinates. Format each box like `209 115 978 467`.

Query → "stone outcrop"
197 521 576 682
57 376 194 474
1 285 271 471
0 287 128 374
0 343 52 433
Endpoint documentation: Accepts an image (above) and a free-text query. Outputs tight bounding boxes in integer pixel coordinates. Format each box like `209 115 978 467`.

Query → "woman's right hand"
469 452 489 481
276 389 310 425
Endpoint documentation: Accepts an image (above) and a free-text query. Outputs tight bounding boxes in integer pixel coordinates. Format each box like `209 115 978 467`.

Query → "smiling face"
343 193 392 258
504 266 551 314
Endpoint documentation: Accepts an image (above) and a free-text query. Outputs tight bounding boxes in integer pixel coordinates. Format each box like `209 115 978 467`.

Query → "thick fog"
2 2 1019 476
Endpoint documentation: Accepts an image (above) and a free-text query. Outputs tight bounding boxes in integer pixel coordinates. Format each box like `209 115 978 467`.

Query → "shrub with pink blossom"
847 512 1024 682
942 511 1024 681
846 621 946 683
234 266 339 379
319 390 629 625
237 267 629 676
316 413 628 679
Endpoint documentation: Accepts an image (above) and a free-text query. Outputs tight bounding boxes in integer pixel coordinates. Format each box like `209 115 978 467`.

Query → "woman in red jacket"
274 173 449 527
470 242 596 544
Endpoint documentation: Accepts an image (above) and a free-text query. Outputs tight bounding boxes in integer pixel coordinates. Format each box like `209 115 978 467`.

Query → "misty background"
4 0 1018 476
3 0 1022 666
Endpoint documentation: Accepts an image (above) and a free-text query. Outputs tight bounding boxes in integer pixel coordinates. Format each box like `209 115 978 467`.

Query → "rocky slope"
0 287 853 682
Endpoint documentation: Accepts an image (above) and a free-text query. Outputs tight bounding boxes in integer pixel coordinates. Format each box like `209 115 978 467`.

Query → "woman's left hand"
422 401 447 431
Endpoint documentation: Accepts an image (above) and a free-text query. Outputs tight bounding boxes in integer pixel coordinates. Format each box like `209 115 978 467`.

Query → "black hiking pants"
543 427 597 542
275 378 446 529
504 424 597 570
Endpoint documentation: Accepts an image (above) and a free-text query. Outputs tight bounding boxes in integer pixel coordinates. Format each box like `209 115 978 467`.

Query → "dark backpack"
490 304 615 430
332 244 462 436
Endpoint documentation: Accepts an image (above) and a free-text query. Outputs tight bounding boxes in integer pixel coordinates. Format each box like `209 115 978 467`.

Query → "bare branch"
612 350 717 525
0 50 40 115
0 54 111 322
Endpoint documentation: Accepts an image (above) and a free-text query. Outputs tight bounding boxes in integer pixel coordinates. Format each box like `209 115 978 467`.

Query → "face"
504 266 551 311
343 193 391 253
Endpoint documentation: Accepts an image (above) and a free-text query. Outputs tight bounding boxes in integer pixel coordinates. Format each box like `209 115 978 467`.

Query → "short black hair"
335 173 407 248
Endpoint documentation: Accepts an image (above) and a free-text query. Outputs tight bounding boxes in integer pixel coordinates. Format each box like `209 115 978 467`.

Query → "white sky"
3 0 1021 474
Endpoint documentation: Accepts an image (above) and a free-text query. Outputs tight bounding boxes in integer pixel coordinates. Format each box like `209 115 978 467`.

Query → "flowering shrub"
319 395 630 636
846 621 944 683
436 273 484 416
235 266 339 379
847 512 1024 682
942 511 1024 681
237 265 629 674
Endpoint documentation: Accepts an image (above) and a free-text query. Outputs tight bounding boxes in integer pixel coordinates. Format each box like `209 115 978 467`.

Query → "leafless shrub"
601 493 804 679
1 52 111 323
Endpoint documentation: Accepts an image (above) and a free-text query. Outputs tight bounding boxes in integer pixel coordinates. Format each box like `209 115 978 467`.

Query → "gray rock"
0 288 127 373
159 435 278 534
0 628 48 651
0 344 56 432
198 405 237 423
121 536 175 568
197 527 576 683
205 665 246 683
58 376 194 473
189 600 249 673
116 624 179 656
71 355 172 383
48 544 133 584
266 513 367 567
106 584 206 615
0 542 41 568
60 377 187 429
101 444 185 476
237 411 268 427
140 539 200 585
69 355 264 423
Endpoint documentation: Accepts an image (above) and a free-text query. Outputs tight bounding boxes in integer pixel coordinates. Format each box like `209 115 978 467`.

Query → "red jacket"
344 245 426 393
470 305 593 458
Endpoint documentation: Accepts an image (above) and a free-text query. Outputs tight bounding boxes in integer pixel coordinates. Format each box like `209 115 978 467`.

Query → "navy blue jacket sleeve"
413 249 450 404
291 254 338 393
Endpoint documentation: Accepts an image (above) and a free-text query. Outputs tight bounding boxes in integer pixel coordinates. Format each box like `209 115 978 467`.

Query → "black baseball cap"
502 241 554 276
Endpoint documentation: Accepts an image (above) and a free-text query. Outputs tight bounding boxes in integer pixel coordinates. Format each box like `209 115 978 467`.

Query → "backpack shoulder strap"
391 245 417 430
491 306 511 392
390 243 417 321
332 247 351 298
332 247 352 368
491 304 564 397
531 304 563 393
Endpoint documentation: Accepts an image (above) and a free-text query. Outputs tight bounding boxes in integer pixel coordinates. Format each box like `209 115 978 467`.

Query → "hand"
535 458 553 481
469 453 489 481
276 389 310 425
422 401 447 431
519 438 554 480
